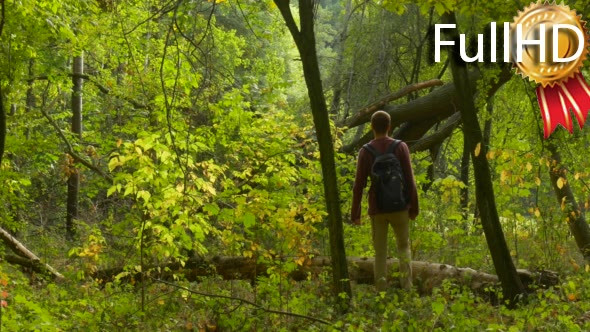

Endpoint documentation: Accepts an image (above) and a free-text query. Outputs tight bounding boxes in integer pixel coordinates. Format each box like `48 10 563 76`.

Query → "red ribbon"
536 72 590 138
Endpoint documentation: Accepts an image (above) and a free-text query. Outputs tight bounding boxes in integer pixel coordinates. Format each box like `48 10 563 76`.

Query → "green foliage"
3 0 590 330
4 263 590 330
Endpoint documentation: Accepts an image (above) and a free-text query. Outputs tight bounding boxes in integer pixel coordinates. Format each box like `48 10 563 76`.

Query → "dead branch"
0 227 64 279
39 105 113 183
341 66 513 153
410 112 461 152
151 277 336 327
342 79 444 128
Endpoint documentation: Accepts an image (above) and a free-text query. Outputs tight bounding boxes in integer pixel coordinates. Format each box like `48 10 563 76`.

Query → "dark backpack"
362 140 408 212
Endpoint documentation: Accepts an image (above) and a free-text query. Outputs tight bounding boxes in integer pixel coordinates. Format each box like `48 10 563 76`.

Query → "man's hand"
351 218 361 226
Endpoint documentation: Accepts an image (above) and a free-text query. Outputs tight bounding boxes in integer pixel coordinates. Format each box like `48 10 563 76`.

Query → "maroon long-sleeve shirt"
351 137 419 221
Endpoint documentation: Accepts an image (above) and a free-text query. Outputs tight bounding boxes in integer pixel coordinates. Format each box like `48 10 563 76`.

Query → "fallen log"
0 226 64 280
94 256 558 295
340 79 444 129
2 254 63 278
341 65 513 153
409 112 461 152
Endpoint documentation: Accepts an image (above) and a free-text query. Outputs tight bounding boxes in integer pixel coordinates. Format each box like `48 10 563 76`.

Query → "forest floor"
2 236 590 331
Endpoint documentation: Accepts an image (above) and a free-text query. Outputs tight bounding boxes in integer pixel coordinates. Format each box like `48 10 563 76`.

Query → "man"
351 110 419 291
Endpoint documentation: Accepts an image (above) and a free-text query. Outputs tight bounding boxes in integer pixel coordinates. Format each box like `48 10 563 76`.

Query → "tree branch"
0 86 4 166
86 76 149 110
150 277 336 327
0 0 5 165
341 116 442 154
0 226 64 279
39 100 113 183
28 74 149 110
341 66 513 153
410 112 461 152
341 79 443 128
123 0 177 35
273 0 301 46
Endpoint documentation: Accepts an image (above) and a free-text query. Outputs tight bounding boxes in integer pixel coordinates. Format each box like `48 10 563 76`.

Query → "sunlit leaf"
557 177 565 189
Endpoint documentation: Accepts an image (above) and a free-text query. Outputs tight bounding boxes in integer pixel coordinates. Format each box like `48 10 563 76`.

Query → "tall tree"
0 0 5 166
25 59 35 139
67 54 84 239
460 136 470 220
273 0 351 309
442 12 525 304
0 85 4 167
546 140 590 262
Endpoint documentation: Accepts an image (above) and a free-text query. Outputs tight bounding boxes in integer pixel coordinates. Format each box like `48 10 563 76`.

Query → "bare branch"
340 66 513 153
0 226 64 279
86 76 150 110
341 79 443 128
409 112 461 152
40 106 113 182
38 89 113 182
123 0 177 36
234 0 261 40
151 277 336 327
273 0 301 46
116 4 149 100
28 74 149 110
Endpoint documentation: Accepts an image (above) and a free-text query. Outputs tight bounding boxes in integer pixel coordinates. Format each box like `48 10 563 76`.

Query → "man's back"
351 136 419 222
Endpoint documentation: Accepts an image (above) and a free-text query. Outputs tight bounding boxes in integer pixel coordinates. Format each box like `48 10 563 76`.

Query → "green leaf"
243 212 256 229
123 185 134 197
107 186 117 197
203 203 220 216
432 301 445 315
434 2 446 15
137 190 151 203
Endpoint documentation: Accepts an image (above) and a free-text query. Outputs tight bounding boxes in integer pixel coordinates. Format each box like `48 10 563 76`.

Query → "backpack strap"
386 140 402 154
362 143 380 157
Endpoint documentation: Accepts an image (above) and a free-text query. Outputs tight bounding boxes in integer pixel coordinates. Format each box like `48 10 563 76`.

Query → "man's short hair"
371 110 390 134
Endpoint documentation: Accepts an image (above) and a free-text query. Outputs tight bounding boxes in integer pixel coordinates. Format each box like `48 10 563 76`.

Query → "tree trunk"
483 97 494 149
546 141 590 261
0 226 64 279
442 12 525 305
460 135 470 219
422 143 441 192
94 256 558 297
0 0 6 166
342 79 446 129
341 67 512 153
0 85 5 166
409 112 461 153
0 0 5 165
67 54 84 239
273 0 351 309
25 59 35 139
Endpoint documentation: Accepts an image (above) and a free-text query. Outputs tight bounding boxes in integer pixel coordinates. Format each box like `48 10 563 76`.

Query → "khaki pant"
371 210 412 291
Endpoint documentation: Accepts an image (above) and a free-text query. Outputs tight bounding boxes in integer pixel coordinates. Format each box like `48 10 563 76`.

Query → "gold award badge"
511 2 590 138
